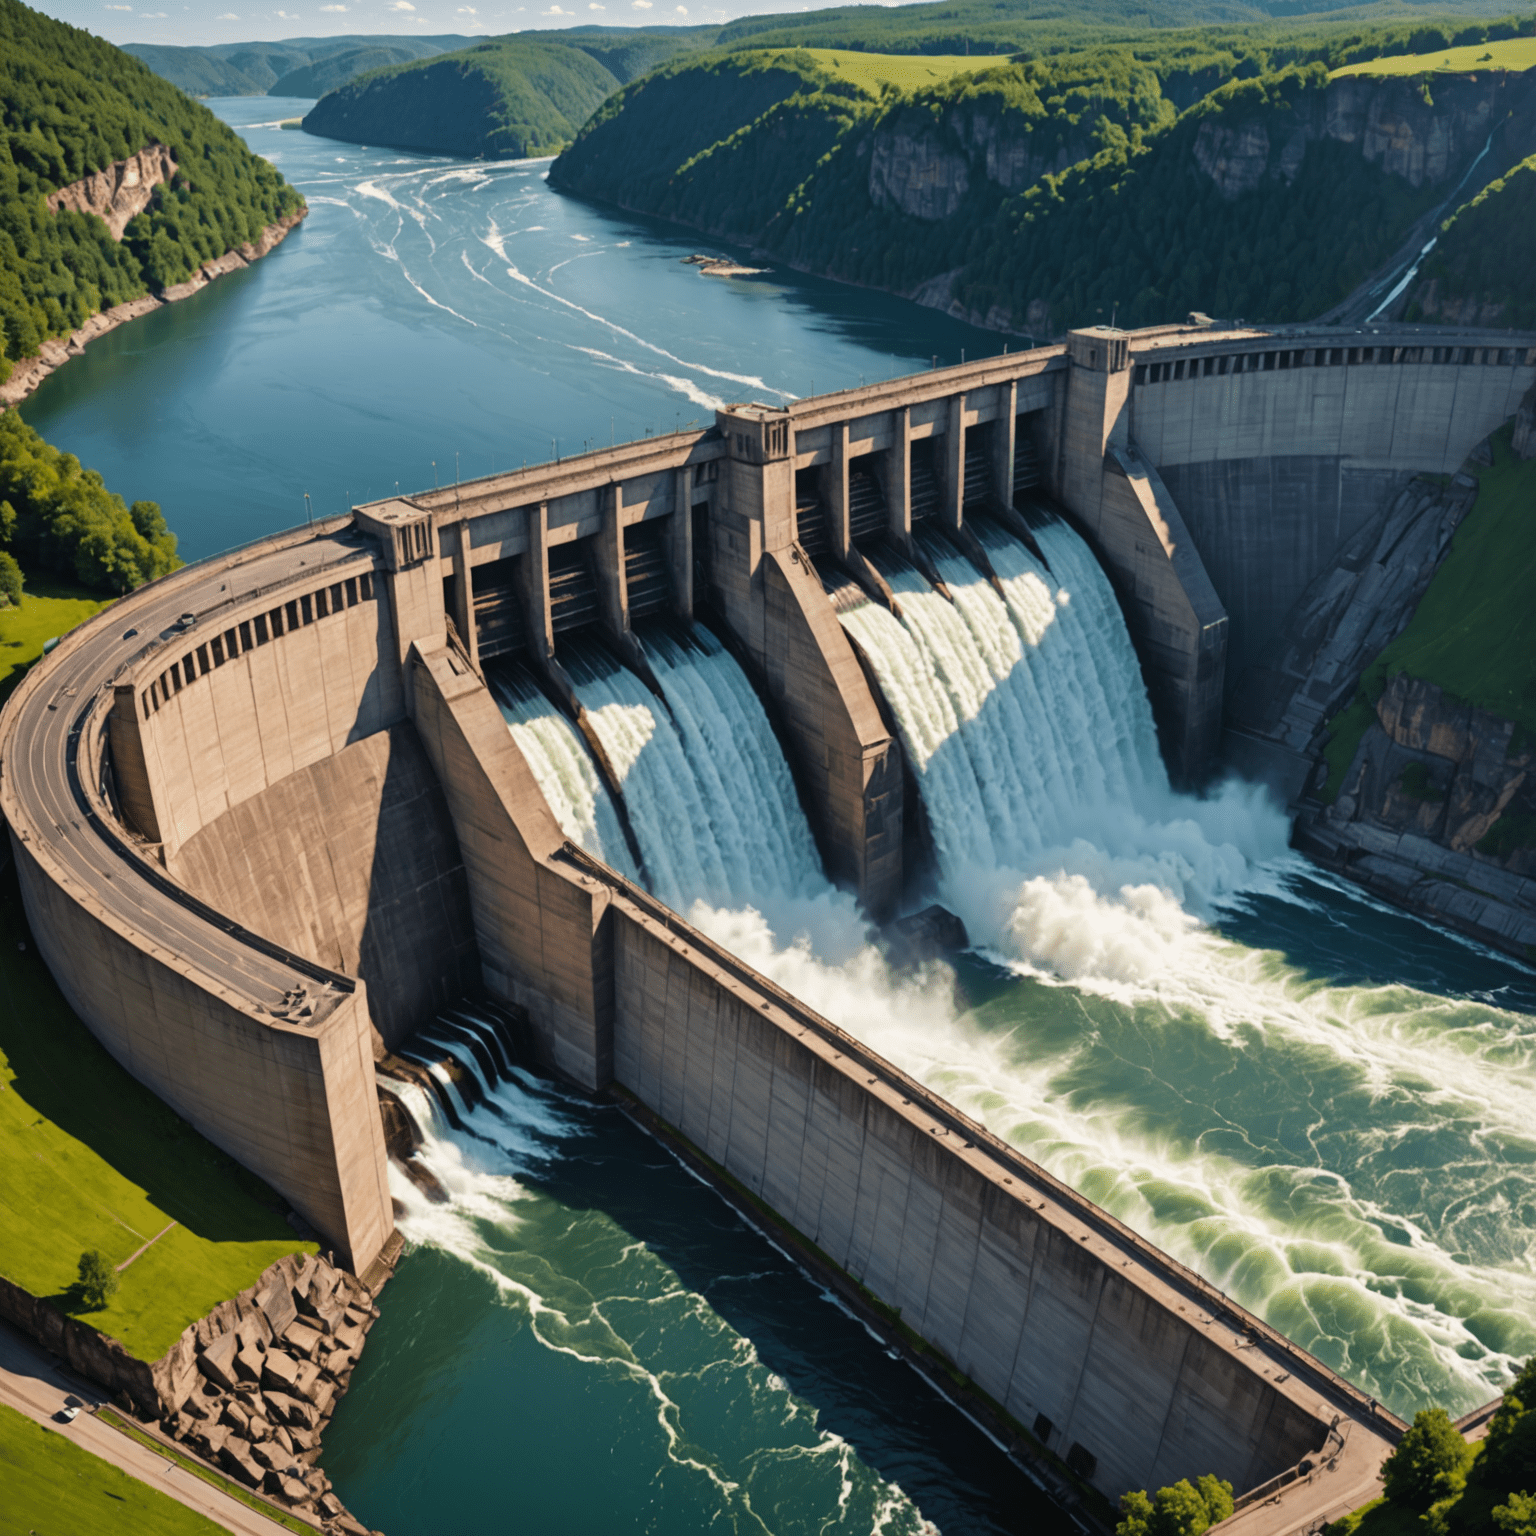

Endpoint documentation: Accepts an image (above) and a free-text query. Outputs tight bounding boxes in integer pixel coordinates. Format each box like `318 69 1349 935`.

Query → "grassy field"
1332 36 1536 77
98 1410 315 1534
1319 426 1536 799
0 578 110 704
796 48 1013 92
0 1402 223 1536
0 852 312 1361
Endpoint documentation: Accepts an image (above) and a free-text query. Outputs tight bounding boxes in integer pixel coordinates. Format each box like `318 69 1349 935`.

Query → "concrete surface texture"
0 520 396 1274
168 725 480 1050
1130 329 1536 688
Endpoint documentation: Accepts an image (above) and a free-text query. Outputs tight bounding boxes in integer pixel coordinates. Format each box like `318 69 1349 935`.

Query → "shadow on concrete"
354 726 481 1051
0 851 296 1249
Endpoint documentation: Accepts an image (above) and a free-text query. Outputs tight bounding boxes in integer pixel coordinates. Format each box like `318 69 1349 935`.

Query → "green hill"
295 28 716 159
270 45 444 100
123 34 467 97
0 0 312 589
1408 151 1536 326
551 12 1536 333
0 0 303 363
301 36 624 159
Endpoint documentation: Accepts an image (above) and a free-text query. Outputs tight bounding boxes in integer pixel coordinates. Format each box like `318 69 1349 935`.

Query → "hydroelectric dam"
3 319 1533 1530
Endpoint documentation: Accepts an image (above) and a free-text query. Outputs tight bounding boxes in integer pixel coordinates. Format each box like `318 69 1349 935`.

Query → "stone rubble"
156 1250 386 1536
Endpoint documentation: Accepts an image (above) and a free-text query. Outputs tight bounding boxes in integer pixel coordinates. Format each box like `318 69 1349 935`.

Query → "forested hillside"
0 0 302 370
1407 151 1536 326
123 34 466 98
552 11 1536 335
301 38 624 160
0 0 314 589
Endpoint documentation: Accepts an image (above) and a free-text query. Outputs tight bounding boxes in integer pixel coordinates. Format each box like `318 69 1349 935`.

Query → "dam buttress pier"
3 319 1531 1530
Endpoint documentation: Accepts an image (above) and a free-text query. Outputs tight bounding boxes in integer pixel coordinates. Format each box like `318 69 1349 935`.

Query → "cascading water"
479 527 1534 1418
796 515 1536 1415
329 1007 1061 1534
491 664 640 883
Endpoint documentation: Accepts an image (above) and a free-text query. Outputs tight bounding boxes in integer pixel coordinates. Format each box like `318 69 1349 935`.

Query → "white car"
58 1405 80 1423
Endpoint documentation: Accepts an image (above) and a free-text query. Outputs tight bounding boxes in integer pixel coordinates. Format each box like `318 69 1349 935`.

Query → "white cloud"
104 4 132 10
631 1 651 8
541 3 569 11
587 3 603 8
386 0 414 9
457 4 475 10
320 4 346 10
674 4 685 10
217 10 239 16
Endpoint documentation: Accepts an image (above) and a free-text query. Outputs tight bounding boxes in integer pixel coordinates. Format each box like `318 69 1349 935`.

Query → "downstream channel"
24 98 1536 1532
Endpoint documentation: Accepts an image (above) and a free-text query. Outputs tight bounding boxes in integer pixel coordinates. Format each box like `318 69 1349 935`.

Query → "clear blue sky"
34 0 854 48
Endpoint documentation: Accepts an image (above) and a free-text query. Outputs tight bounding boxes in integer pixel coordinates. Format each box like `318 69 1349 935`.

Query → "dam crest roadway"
3 318 1533 1534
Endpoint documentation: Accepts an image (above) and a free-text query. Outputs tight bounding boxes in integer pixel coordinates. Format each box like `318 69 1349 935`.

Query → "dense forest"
123 34 465 98
1408 151 1536 326
298 29 711 159
0 0 303 372
551 11 1536 334
0 0 312 590
301 39 623 161
0 413 177 593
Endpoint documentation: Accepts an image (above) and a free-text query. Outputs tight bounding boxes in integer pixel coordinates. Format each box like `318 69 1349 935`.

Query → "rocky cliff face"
45 144 177 240
1193 72 1523 201
868 70 1530 222
868 102 1090 221
1335 672 1533 863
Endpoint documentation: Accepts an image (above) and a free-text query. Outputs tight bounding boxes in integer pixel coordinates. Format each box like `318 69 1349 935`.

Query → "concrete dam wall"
6 318 1532 1516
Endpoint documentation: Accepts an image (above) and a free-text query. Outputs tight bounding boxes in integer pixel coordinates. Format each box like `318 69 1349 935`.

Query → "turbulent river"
26 98 1536 1534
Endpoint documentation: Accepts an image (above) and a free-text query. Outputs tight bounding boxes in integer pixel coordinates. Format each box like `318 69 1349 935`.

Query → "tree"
0 547 20 607
76 1248 118 1309
1385 1409 1478 1513
1493 1492 1536 1536
1118 1475 1235 1536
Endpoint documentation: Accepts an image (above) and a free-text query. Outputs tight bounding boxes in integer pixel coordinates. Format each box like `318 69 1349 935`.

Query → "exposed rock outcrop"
868 103 1090 221
158 1249 394 1534
46 144 177 240
1226 436 1536 958
1300 673 1536 956
0 208 306 408
1229 470 1479 755
1193 71 1526 202
1514 384 1536 459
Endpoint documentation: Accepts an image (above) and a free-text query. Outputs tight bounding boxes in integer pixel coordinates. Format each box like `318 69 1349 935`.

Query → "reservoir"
22 97 1536 1531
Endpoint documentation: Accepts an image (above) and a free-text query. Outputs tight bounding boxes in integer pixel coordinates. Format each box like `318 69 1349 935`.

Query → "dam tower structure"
2 318 1533 1526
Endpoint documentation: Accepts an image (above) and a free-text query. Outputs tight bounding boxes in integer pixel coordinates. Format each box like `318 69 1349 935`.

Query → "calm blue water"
21 98 997 562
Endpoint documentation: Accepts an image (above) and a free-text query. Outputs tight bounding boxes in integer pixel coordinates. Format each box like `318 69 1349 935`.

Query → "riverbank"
0 208 307 410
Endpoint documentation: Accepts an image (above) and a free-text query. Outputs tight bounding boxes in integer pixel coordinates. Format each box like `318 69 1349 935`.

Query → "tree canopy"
0 0 303 378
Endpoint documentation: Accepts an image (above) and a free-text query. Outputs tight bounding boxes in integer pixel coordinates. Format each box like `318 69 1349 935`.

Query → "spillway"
491 664 641 884
480 526 1534 1419
497 627 828 920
